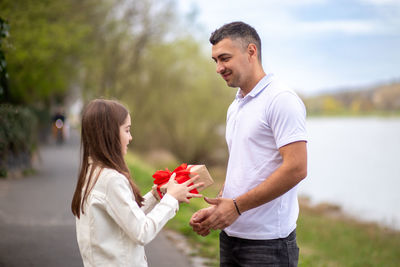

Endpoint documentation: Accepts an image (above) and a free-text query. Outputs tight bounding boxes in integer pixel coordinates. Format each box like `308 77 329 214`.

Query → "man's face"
212 38 250 88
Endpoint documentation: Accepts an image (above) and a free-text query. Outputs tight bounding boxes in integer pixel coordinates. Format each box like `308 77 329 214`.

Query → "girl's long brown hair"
71 99 144 218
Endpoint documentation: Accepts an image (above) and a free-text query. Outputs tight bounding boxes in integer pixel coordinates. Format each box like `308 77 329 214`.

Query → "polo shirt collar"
236 73 274 100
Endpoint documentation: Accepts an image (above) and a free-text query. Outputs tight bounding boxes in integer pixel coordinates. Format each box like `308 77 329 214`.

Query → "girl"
71 99 202 267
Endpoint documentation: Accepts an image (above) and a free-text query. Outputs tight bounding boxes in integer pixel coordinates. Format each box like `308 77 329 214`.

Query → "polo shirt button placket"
233 101 244 133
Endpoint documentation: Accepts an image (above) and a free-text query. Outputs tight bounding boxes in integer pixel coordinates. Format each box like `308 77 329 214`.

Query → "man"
190 21 307 266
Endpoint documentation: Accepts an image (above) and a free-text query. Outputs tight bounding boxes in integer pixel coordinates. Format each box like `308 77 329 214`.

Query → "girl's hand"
151 184 161 200
166 173 203 203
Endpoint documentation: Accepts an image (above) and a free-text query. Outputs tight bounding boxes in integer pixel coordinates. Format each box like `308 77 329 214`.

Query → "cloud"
257 18 391 39
297 20 382 35
361 0 400 5
182 0 398 38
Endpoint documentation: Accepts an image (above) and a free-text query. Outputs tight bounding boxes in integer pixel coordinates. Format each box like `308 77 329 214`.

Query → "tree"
80 0 178 100
0 17 10 103
126 37 234 164
0 0 97 105
1 0 235 165
322 96 344 115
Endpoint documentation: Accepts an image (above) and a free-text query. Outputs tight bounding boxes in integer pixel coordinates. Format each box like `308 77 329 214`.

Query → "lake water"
299 117 400 230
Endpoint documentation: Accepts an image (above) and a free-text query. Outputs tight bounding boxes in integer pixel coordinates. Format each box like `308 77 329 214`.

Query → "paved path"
0 133 192 267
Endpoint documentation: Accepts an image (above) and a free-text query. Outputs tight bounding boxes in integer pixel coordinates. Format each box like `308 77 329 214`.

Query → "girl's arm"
104 175 178 246
141 191 158 214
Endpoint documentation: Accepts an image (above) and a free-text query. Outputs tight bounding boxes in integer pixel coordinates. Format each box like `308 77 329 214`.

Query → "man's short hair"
209 21 262 61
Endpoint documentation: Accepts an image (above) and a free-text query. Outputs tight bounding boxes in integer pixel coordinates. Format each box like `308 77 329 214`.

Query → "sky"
177 0 400 96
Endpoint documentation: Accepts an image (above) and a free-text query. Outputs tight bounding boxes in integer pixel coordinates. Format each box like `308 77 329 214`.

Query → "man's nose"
216 62 225 74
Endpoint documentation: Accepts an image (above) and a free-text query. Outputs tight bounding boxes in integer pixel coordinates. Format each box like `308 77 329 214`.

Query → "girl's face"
119 114 132 155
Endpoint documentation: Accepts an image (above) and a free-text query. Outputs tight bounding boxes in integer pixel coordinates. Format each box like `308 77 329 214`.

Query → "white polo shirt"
223 74 307 240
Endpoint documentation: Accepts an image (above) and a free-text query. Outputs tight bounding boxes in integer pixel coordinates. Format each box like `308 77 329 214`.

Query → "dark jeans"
219 229 299 267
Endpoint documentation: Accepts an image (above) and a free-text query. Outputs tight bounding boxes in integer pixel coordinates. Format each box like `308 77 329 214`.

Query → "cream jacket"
75 166 179 267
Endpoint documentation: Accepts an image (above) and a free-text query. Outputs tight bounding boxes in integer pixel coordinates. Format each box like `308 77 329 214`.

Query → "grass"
126 152 400 266
297 204 400 266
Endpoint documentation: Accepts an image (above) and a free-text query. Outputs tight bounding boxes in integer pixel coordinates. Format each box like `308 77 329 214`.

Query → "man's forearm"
235 141 307 214
235 166 302 213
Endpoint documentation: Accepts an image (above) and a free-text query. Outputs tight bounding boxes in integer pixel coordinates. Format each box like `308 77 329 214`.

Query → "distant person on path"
52 107 66 144
190 21 308 266
71 99 203 267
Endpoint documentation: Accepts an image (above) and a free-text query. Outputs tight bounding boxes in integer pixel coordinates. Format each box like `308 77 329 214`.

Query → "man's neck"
240 70 266 97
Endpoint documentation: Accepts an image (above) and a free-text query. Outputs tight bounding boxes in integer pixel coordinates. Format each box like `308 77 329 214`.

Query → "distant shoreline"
299 195 400 233
306 112 400 117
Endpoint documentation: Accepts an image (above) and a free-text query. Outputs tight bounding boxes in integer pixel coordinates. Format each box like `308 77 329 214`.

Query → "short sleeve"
267 91 307 148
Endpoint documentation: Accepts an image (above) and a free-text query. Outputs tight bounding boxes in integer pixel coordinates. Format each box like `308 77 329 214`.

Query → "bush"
0 104 38 177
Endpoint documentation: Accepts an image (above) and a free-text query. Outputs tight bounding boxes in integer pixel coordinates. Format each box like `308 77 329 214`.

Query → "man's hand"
190 206 216 236
198 197 240 230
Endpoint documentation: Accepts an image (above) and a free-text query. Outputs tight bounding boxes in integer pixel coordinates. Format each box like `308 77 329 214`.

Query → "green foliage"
321 96 344 114
0 17 9 102
1 0 233 165
126 38 234 164
0 104 38 176
0 0 95 104
304 83 400 116
79 0 178 100
297 208 400 266
0 0 181 105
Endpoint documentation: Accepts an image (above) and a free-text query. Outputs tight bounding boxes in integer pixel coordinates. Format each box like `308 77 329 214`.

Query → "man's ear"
247 43 258 59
